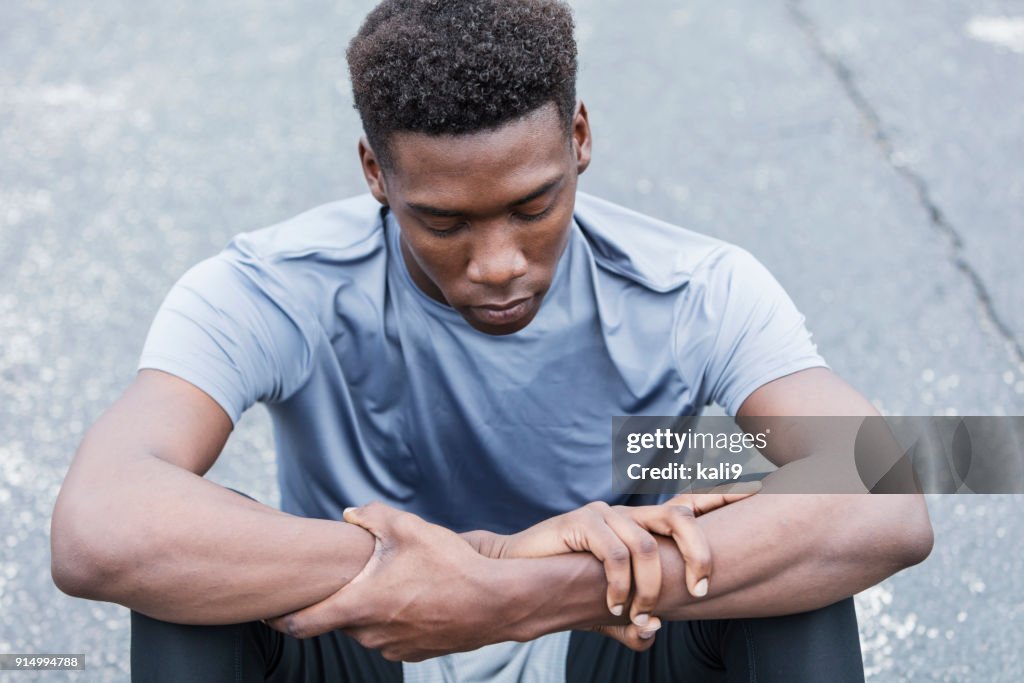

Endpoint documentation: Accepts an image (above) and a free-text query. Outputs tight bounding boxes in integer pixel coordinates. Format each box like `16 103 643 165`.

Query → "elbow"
834 494 934 578
883 494 934 570
50 492 127 600
51 540 99 599
900 501 934 568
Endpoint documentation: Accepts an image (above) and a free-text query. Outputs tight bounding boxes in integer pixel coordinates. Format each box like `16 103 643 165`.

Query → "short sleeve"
138 251 315 425
676 247 829 417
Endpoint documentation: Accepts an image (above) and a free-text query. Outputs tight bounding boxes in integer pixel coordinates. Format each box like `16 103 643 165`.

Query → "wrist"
480 556 539 641
483 553 616 641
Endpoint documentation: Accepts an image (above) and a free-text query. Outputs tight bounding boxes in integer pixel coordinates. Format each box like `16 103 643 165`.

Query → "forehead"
385 104 570 208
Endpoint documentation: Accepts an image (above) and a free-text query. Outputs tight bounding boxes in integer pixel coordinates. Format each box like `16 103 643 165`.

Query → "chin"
465 315 534 336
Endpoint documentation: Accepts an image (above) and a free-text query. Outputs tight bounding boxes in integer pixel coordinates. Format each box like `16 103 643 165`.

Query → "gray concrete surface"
1 0 1021 680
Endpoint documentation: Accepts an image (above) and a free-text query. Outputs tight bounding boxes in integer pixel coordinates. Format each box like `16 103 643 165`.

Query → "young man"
51 1 933 680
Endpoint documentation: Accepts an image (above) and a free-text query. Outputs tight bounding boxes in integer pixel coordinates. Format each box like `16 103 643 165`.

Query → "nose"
466 230 528 288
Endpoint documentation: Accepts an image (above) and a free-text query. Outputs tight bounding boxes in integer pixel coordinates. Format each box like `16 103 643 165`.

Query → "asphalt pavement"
1 1 1022 680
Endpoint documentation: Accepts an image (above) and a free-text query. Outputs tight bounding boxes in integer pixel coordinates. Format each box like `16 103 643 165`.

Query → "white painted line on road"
966 16 1024 54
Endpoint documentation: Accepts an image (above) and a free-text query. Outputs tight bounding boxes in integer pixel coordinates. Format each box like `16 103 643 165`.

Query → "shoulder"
573 192 741 293
227 194 386 266
573 193 796 341
169 194 387 337
202 194 387 312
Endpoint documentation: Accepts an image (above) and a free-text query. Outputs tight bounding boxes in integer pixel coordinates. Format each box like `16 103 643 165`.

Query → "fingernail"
633 613 649 627
610 604 624 616
639 629 658 640
694 578 708 597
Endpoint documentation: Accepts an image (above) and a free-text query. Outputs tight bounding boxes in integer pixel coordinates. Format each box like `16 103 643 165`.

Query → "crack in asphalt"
786 0 1024 367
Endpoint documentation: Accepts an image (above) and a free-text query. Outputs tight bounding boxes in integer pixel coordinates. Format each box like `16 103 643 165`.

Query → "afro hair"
347 0 578 167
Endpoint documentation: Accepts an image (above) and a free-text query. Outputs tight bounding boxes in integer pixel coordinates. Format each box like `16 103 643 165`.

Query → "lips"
471 296 533 326
477 297 531 311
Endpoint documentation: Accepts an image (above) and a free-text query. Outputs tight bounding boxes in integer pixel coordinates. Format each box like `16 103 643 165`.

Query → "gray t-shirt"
139 191 827 681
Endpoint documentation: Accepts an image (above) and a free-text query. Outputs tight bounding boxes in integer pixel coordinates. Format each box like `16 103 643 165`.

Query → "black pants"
131 596 864 682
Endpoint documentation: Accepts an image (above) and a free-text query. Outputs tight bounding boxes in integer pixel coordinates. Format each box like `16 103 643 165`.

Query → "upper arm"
737 367 877 420
77 369 233 476
736 367 879 467
53 368 234 575
735 367 933 563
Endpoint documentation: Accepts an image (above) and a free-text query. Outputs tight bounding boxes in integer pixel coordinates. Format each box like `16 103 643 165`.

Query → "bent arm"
495 490 931 640
51 370 376 624
496 368 933 640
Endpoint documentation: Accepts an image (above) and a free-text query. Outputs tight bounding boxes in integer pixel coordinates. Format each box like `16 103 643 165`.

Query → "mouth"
470 296 534 326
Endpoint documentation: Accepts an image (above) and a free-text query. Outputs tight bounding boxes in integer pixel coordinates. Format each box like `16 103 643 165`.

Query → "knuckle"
284 619 306 640
671 505 695 519
634 534 659 556
586 500 611 513
607 546 631 565
364 633 386 650
693 550 713 570
392 513 417 534
362 500 385 514
356 634 380 651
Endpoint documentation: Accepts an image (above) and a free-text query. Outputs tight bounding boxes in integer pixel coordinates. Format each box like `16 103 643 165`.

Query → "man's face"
360 102 592 335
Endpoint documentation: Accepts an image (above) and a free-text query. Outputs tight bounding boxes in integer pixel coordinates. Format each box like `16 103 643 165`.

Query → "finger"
601 510 662 626
590 616 662 652
578 507 634 616
664 505 712 598
669 480 761 515
265 569 377 639
629 504 712 598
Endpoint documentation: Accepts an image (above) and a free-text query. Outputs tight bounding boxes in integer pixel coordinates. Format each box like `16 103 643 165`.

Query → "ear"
572 100 593 176
358 137 389 205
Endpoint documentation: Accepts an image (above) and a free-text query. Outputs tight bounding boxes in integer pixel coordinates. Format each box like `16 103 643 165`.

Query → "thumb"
673 480 762 515
343 501 411 540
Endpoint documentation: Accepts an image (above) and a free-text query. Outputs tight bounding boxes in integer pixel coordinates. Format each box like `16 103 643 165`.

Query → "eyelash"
516 205 554 223
428 224 465 238
426 206 553 238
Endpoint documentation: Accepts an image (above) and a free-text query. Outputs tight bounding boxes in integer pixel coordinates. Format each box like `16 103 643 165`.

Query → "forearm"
498 492 931 639
52 448 375 625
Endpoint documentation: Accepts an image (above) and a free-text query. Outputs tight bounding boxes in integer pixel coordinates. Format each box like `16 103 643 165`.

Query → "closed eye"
427 223 466 238
515 205 554 223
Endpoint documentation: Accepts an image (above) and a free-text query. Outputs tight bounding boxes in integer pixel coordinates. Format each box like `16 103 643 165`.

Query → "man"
51 0 933 681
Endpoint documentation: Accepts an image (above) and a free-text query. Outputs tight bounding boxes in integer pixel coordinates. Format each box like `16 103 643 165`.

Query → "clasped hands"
266 483 759 661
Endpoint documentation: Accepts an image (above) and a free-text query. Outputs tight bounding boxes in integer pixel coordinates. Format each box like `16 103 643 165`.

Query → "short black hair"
347 0 578 168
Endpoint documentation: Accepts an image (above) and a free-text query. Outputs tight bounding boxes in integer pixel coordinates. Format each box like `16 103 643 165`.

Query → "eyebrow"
406 175 564 218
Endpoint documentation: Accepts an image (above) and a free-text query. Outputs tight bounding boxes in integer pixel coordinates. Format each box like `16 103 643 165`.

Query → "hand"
482 482 761 641
266 503 510 662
